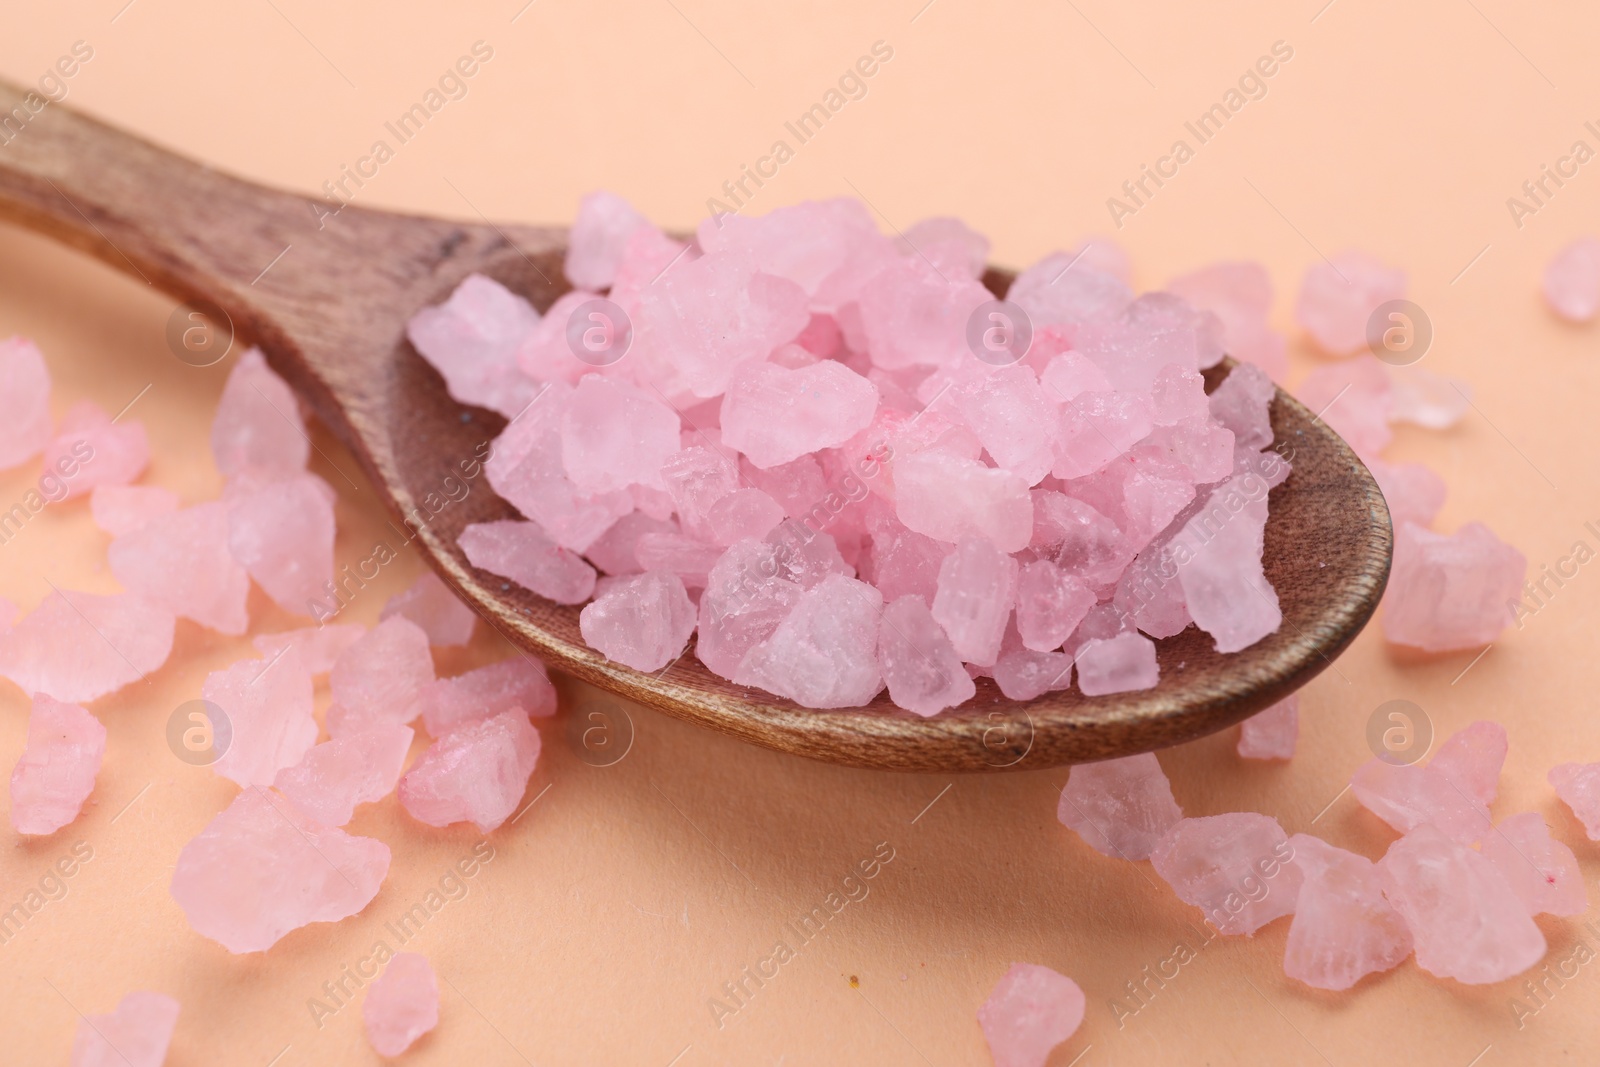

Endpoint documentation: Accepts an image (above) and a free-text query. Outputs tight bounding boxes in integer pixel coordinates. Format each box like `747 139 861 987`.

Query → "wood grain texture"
0 80 1392 773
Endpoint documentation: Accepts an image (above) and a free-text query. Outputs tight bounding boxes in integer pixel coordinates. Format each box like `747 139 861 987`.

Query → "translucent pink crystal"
1057 753 1182 861
274 723 414 827
406 273 539 418
225 470 336 617
877 595 975 716
700 200 889 303
43 401 148 498
109 502 251 635
992 639 1074 701
422 656 557 737
579 570 696 672
560 374 680 493
252 624 365 675
211 347 309 477
1207 361 1276 451
1428 721 1507 807
707 488 785 545
1282 834 1411 991
1480 812 1587 917
398 709 540 832
363 952 440 1057
566 190 651 289
902 216 990 278
1387 365 1471 430
1349 758 1491 844
326 617 435 736
1548 762 1600 840
70 991 179 1067
205 651 317 787
0 590 175 703
954 366 1058 486
634 531 724 589
1542 237 1600 322
171 787 390 953
696 539 806 680
1052 391 1155 480
1014 560 1094 653
1008 256 1132 328
382 572 476 647
0 335 52 471
857 257 990 370
1368 460 1446 530
1074 632 1158 696
1383 521 1525 652
1031 492 1129 587
584 511 678 575
1294 250 1406 355
660 445 740 537
1378 823 1545 984
1165 261 1287 381
930 537 1018 667
720 360 878 469
90 484 179 537
1150 813 1302 935
9 693 105 835
977 962 1085 1067
1293 355 1392 458
459 519 597 604
1237 694 1299 760
734 575 884 708
895 452 1033 553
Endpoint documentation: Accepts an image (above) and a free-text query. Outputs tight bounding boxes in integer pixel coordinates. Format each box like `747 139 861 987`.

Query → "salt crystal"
634 531 725 589
252 624 365 675
423 657 557 736
584 511 679 575
895 452 1033 553
707 488 785 545
0 590 175 704
863 521 949 606
930 537 1018 667
1039 352 1114 403
459 520 597 604
274 723 413 827
991 638 1073 701
405 273 540 418
977 963 1085 1067
1378 823 1545 984
211 347 309 476
363 952 440 1057
1056 753 1182 861
1172 473 1280 653
1031 492 1129 587
382 571 476 647
9 693 104 835
1548 762 1600 840
1383 521 1525 652
1294 250 1406 356
90 484 179 536
225 470 336 617
1150 813 1302 935
205 651 318 787
506 476 634 555
1294 356 1392 458
955 366 1058 486
611 228 695 312
1480 812 1587 917
700 199 887 299
171 788 390 953
1052 391 1155 480
720 360 878 469
660 445 740 537
1282 834 1411 991
857 257 992 370
579 570 696 672
734 575 883 708
1008 256 1131 328
560 375 681 493
1428 720 1506 807
0 336 52 471
1542 237 1600 322
398 709 541 832
1207 362 1276 452
565 190 650 290
1387 365 1471 430
1237 694 1299 760
1014 560 1094 652
69 991 179 1067
1165 261 1287 381
43 401 149 498
877 595 975 716
327 617 435 736
1074 632 1159 696
901 216 990 278
109 502 251 635
1349 758 1491 844
696 539 806 680
1368 460 1446 530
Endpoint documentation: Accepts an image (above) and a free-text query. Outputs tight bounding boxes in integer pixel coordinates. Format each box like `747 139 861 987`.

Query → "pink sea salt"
1057 753 1182 861
406 273 540 418
1237 694 1299 760
1293 356 1392 458
1480 812 1587 917
857 257 991 370
1549 762 1600 839
1166 261 1287 381
895 451 1033 554
398 709 540 832
9 693 105 835
1150 813 1302 935
363 952 440 1057
560 374 681 493
109 502 251 635
1368 460 1446 530
252 624 365 675
0 336 52 471
977 963 1085 1067
1383 521 1525 652
1387 365 1471 430
211 347 309 476
1350 758 1491 845
171 787 390 953
69 991 180 1067
382 571 476 647
1378 823 1545 984
706 487 785 545
274 723 414 827
877 595 975 716
720 359 878 468
1428 720 1506 807
1074 632 1159 696
460 520 596 604
225 470 336 617
930 537 1018 668
954 366 1059 487
0 590 175 703
1172 473 1279 653
695 539 806 680
326 617 435 736
1542 237 1600 322
901 216 990 279
1294 250 1406 356
1014 560 1095 653
1282 834 1411 991
566 190 651 290
42 401 149 498
90 484 179 536
734 575 884 708
1008 257 1132 329
422 656 557 736
204 651 317 788
579 570 697 672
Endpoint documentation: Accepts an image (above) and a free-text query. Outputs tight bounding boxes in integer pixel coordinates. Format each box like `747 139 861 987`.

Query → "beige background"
2 1 1599 1063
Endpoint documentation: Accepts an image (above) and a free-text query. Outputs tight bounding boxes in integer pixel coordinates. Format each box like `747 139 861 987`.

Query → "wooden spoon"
0 81 1392 772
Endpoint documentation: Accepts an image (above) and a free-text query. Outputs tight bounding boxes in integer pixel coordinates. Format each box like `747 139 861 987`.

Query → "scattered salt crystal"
363 952 440 1057
1166 261 1287 381
327 617 435 736
109 502 251 635
211 347 309 476
382 571 476 647
406 273 539 419
565 190 650 290
1237 694 1299 760
43 401 149 498
734 575 883 708
1367 460 1446 530
170 787 390 953
1293 356 1392 458
1294 250 1406 356
877 595 975 716
1350 757 1491 844
1074 632 1159 696
252 624 365 675
90 484 180 537
398 709 540 832
1542 237 1600 322
720 360 878 469
579 571 696 672
1480 812 1587 917
1387 365 1471 430
423 657 556 736
0 336 52 471
976 963 1085 1067
1207 361 1276 451
1151 813 1302 935
1056 753 1182 861
1428 720 1506 807
460 520 597 604
69 991 179 1067
274 723 414 827
225 470 336 617
930 537 1018 668
895 451 1033 553
1383 521 1525 652
1548 762 1600 840
0 590 175 704
1282 833 1411 991
9 693 104 835
560 374 681 493
205 650 318 787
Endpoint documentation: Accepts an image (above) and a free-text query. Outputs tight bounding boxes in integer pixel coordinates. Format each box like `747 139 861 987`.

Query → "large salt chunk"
696 539 806 680
9 693 105 835
459 520 597 604
1368 460 1446 530
1031 492 1130 587
1074 632 1159 696
205 651 318 787
252 624 365 675
1378 823 1545 984
560 375 681 493
1429 720 1506 807
864 520 949 606
69 991 180 1067
1294 250 1406 355
734 575 884 708
1056 753 1182 861
579 570 696 672
611 228 696 311
225 471 336 617
1052 391 1155 480
566 190 651 290
720 360 878 469
699 199 887 299
585 511 679 575
398 709 540 832
660 445 740 537
90 484 180 537
857 257 991 370
955 366 1058 486
1549 762 1600 840
977 962 1085 1067
930 537 1018 667
1172 473 1280 653
382 572 476 647
43 401 149 498
109 502 251 635
0 336 53 471
211 347 309 476
895 451 1033 553
327 617 435 736
423 656 557 736
0 590 175 703
1014 560 1094 653
1237 694 1299 760
1349 758 1491 844
1150 813 1302 935
1387 365 1471 430
902 216 990 279
1480 812 1587 917
634 531 724 588
1294 356 1392 458
991 637 1074 700
1282 834 1412 991
1166 261 1287 381
363 952 440 1058
707 487 785 545
877 595 975 716
170 788 390 953
1383 521 1525 652
1207 362 1276 451
274 723 414 827
405 273 540 418
1008 256 1132 328
1542 237 1600 322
